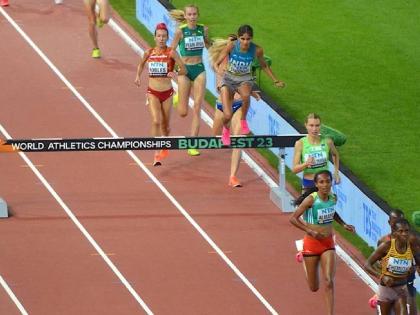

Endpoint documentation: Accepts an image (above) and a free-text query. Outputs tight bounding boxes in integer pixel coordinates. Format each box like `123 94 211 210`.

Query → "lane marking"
0 8 154 315
20 164 43 168
0 275 28 315
107 10 378 294
1 8 280 314
208 250 232 254
91 253 116 257
61 86 83 90
0 124 154 315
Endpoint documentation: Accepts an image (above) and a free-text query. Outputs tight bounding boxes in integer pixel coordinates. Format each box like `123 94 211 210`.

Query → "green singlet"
178 24 205 57
301 136 330 175
303 192 336 225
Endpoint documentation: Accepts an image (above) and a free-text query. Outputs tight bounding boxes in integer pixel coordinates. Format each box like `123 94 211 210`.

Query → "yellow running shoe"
187 149 200 156
92 48 101 59
173 92 179 108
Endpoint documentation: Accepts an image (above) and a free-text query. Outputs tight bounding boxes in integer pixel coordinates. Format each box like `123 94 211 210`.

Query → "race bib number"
148 62 168 76
304 149 327 168
317 207 335 224
184 36 205 50
387 257 412 275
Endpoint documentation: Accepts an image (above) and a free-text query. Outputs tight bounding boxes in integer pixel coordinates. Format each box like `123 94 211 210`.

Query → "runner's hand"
308 230 323 240
334 172 341 184
274 80 285 88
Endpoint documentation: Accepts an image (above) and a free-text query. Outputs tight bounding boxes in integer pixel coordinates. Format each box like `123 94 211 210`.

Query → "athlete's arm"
171 50 187 76
333 211 355 232
292 140 310 173
170 29 182 51
215 42 233 72
203 25 211 49
290 195 323 239
134 50 149 86
256 46 285 88
327 138 340 184
364 241 390 279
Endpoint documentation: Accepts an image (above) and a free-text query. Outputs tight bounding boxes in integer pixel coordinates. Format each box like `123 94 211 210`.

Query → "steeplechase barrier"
0 134 302 216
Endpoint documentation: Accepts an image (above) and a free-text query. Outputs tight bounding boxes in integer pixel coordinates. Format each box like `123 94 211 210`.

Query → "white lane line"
109 15 378 293
0 124 154 315
0 275 28 315
0 8 153 315
1 7 279 315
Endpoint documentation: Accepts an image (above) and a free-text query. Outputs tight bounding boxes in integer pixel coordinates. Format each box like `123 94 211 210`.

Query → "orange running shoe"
228 176 242 188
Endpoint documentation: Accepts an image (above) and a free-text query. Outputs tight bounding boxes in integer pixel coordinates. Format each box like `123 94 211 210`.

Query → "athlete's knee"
223 112 233 121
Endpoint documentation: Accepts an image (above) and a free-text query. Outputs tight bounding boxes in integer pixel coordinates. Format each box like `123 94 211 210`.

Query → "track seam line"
0 275 28 315
108 16 378 293
1 7 279 315
0 7 153 315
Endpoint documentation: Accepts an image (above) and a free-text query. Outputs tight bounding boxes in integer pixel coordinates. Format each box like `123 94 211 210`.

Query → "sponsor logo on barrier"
363 203 383 244
268 114 280 136
139 0 152 23
333 185 347 210
247 106 256 124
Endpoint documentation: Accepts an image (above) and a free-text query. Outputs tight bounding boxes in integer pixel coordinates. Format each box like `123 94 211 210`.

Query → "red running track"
0 1 374 314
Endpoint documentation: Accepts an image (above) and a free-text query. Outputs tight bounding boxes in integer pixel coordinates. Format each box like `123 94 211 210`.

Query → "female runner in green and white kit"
292 113 340 192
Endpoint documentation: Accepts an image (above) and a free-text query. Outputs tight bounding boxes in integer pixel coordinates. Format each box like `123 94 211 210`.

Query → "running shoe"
240 119 250 135
55 0 63 4
91 48 101 59
187 149 200 156
0 0 9 6
228 176 242 188
153 152 162 166
221 126 231 146
172 92 179 108
368 295 378 308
